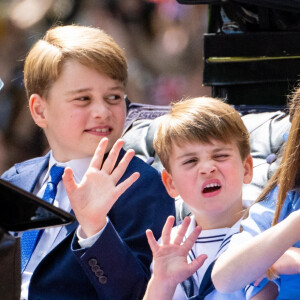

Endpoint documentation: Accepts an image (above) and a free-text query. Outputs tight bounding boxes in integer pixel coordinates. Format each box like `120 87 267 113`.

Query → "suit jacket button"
95 269 104 277
99 276 107 284
88 258 97 266
91 265 100 272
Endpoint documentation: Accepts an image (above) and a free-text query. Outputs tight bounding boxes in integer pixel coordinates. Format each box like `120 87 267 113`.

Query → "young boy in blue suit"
1 25 175 300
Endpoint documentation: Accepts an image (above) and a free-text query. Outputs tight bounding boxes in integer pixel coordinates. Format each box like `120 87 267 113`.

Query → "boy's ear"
29 94 48 128
243 154 253 184
161 169 179 198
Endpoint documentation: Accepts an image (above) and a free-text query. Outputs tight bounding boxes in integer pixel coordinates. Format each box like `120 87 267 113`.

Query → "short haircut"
24 25 128 99
153 97 250 172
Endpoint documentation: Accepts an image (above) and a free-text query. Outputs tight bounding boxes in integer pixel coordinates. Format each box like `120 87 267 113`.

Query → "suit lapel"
50 212 78 251
10 154 50 193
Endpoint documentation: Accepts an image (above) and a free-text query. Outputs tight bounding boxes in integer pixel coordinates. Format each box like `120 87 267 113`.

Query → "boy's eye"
183 158 198 165
214 154 229 160
106 94 123 102
75 96 90 101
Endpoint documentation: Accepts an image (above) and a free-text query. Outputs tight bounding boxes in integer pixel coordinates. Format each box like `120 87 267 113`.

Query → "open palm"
63 138 140 237
146 216 207 287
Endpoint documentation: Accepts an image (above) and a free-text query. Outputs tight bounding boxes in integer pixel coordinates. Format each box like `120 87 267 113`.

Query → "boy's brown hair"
24 25 128 99
153 97 250 172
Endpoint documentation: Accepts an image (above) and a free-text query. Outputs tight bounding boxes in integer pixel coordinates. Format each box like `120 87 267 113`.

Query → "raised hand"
143 216 207 300
63 138 140 237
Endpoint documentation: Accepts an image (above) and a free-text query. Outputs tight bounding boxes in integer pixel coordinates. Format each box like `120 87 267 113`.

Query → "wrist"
144 277 177 300
79 217 107 238
266 266 279 280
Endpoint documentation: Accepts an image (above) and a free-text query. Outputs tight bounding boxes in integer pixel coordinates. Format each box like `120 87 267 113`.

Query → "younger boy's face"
30 60 126 162
162 139 253 229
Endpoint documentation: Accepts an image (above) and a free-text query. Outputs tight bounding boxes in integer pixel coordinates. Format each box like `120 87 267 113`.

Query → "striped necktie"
20 165 65 272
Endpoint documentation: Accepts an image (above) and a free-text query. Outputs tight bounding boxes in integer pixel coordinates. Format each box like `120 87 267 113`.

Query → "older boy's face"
162 140 252 229
35 60 126 162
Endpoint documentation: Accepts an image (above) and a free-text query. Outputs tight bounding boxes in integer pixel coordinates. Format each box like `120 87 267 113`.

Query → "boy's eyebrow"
65 85 125 95
175 146 234 160
65 88 91 95
175 152 198 160
107 85 125 91
213 146 234 152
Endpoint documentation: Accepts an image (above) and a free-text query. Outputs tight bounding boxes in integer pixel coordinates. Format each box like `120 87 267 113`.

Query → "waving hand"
63 138 140 237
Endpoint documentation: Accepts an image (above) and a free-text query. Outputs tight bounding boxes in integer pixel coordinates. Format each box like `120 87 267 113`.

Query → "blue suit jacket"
2 150 175 300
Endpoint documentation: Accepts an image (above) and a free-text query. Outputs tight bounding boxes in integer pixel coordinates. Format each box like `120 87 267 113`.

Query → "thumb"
146 229 160 255
189 254 208 274
62 167 77 196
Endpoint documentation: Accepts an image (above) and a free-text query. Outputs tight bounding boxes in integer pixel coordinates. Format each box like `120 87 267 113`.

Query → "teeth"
204 183 220 189
202 182 221 193
93 128 109 133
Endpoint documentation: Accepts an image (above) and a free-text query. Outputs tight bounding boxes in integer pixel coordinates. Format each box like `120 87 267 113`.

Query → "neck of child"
194 209 243 230
51 150 92 163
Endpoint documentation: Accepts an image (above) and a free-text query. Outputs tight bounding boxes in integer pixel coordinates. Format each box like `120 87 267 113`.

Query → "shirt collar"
185 215 241 240
41 150 92 186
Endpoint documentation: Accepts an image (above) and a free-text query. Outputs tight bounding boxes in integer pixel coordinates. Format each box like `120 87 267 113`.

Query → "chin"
205 206 227 215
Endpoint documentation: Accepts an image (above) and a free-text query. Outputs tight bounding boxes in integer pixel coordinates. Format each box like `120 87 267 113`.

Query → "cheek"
223 165 245 185
67 110 88 125
172 172 195 192
113 107 126 127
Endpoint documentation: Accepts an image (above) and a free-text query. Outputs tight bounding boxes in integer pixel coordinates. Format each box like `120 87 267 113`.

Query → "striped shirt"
172 216 245 300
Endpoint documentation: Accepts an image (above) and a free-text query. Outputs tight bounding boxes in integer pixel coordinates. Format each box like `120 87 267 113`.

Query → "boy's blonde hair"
153 97 250 172
24 25 128 99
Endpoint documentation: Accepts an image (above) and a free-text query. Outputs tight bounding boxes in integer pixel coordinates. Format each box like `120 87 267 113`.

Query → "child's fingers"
114 172 140 200
181 225 202 252
146 229 160 254
62 167 77 196
161 216 175 245
173 216 191 245
111 148 135 184
89 138 109 169
102 139 124 174
189 254 208 274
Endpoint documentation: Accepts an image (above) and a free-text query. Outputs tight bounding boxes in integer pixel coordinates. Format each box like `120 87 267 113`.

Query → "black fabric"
0 228 21 300
221 2 300 31
176 0 300 14
176 0 300 105
232 0 300 13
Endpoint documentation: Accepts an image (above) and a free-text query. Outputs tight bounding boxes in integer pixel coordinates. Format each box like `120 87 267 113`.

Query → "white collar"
41 150 92 186
185 215 242 258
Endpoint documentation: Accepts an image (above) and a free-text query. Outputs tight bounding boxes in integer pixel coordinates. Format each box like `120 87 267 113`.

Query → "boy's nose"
92 102 111 119
199 162 216 175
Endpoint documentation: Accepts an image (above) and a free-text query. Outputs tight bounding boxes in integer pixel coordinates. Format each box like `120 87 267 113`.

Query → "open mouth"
202 183 221 194
85 127 112 135
89 128 111 133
